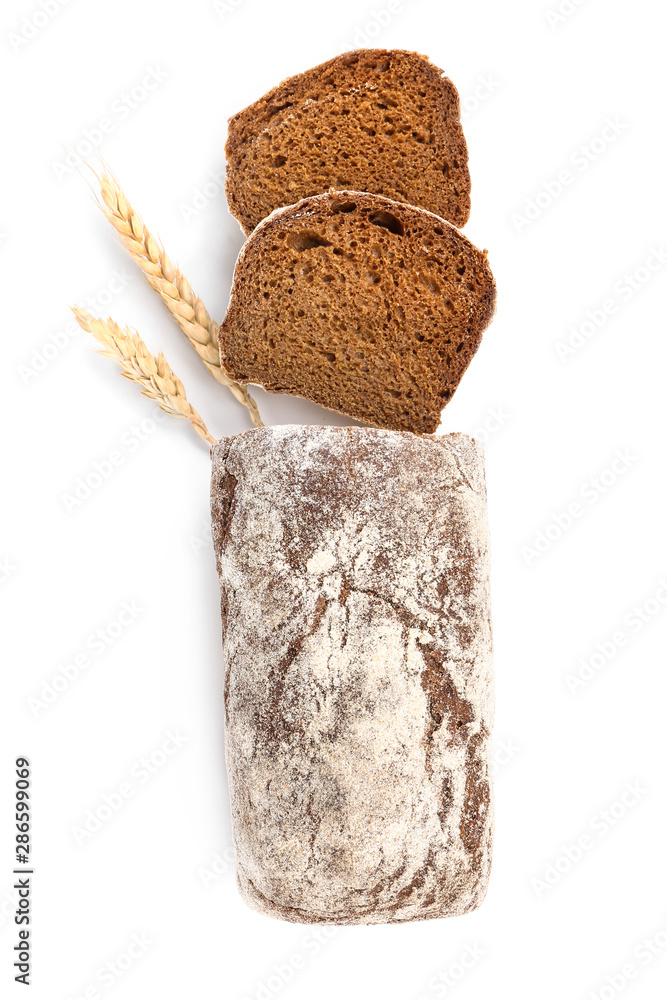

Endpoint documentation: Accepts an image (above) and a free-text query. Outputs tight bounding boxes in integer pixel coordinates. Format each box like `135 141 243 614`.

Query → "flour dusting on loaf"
211 425 494 924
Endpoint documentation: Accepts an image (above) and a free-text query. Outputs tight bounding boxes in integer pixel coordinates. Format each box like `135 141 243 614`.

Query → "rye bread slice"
225 49 471 235
219 191 496 434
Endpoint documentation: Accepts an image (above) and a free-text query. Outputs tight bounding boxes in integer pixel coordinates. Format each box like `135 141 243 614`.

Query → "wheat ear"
72 307 215 446
94 167 263 428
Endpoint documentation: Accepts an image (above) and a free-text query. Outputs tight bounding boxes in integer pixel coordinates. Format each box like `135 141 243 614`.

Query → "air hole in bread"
272 155 287 167
266 101 293 119
419 273 441 294
286 231 332 251
368 211 404 236
331 200 357 214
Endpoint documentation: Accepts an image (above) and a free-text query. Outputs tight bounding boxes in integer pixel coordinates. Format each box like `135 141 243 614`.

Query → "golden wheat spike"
72 307 215 446
91 165 263 428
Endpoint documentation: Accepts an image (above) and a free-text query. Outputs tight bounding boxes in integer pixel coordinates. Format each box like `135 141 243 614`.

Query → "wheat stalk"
72 307 215 446
93 166 263 428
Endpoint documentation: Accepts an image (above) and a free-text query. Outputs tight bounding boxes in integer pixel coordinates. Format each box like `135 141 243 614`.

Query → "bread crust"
211 425 494 924
225 49 471 234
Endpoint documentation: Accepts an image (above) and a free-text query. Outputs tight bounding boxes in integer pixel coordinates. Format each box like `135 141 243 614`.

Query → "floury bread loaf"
211 425 494 924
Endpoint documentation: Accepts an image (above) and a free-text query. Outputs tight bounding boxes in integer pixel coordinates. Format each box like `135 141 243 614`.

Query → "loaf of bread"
211 425 494 924
225 49 471 235
219 190 496 435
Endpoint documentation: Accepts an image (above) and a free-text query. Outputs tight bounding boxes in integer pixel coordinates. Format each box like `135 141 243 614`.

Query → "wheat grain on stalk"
72 307 215 446
93 166 263 428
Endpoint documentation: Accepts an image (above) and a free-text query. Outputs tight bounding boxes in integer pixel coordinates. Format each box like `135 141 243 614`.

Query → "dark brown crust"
225 49 471 234
219 191 496 434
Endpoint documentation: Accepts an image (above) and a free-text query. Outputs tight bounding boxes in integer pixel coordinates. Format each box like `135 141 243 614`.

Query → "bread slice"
225 49 471 235
219 191 496 434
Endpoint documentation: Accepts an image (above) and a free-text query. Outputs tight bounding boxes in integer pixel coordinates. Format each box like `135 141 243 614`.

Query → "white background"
2 0 666 997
